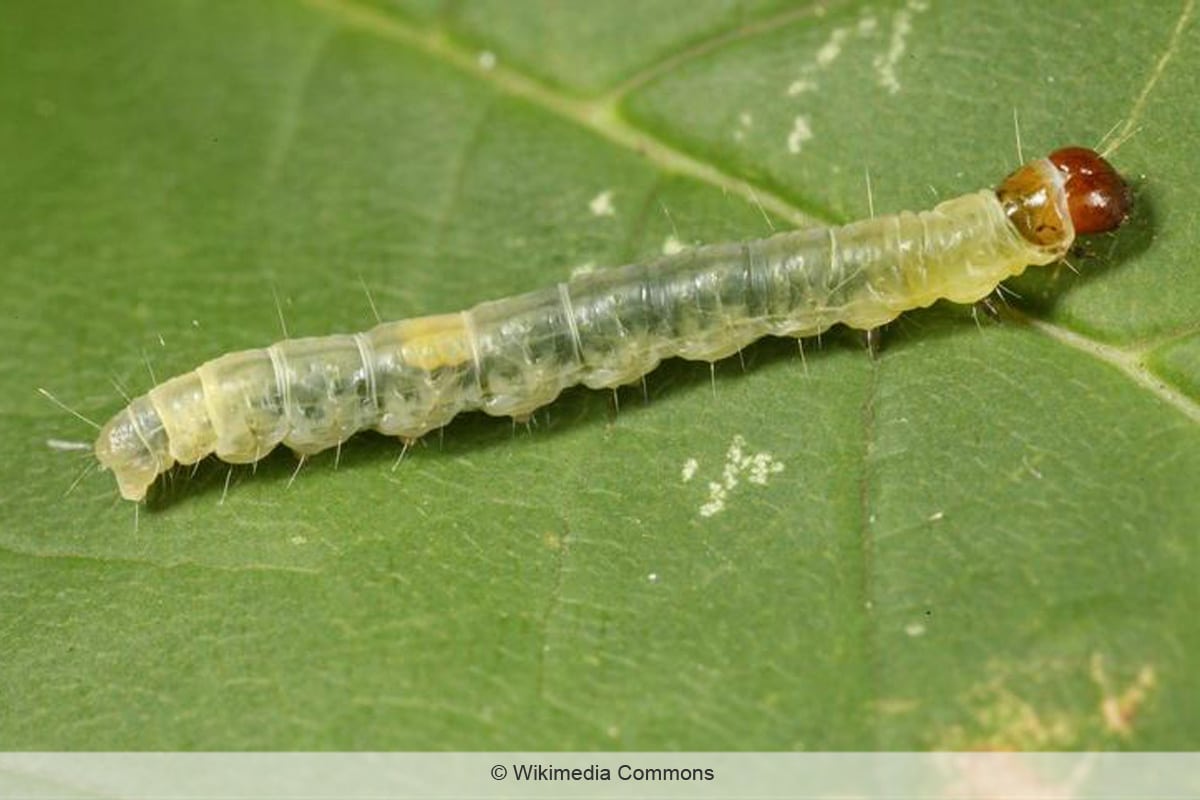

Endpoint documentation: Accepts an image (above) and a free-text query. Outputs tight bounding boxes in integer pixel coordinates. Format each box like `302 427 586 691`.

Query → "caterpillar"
95 147 1132 501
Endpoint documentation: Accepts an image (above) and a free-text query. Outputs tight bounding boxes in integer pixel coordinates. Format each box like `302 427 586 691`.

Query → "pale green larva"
95 147 1132 502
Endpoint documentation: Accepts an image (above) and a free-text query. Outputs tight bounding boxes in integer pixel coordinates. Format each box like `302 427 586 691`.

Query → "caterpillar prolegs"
96 147 1132 501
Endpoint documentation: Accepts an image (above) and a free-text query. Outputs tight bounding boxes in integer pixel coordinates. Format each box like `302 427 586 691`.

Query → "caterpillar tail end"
94 398 175 502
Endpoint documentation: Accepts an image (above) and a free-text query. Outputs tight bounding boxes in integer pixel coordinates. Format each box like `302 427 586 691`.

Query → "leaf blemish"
874 0 929 95
680 457 698 482
785 3 927 152
785 8 880 98
693 435 785 518
1090 653 1157 738
589 190 615 217
786 115 814 155
733 110 753 142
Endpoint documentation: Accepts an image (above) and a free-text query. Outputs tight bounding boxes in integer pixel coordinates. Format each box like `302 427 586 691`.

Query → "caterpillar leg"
1068 238 1100 262
510 413 534 437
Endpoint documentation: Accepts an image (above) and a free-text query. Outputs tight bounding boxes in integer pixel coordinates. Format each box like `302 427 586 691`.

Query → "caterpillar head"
94 396 173 502
1047 146 1133 235
997 146 1132 249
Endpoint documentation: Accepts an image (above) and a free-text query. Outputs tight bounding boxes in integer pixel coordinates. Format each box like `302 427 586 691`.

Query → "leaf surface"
2 0 1197 749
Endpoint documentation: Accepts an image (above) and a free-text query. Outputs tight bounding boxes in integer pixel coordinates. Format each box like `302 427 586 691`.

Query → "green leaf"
3 0 1197 749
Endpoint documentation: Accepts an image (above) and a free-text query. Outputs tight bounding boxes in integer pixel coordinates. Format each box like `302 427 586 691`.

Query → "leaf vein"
1016 310 1200 425
1110 0 1195 149
300 0 818 228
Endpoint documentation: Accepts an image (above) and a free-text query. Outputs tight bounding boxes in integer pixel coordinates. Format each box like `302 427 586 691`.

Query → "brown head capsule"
997 146 1132 250
1047 146 1133 235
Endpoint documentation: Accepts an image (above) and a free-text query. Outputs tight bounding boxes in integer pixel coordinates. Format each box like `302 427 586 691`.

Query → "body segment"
95 149 1130 501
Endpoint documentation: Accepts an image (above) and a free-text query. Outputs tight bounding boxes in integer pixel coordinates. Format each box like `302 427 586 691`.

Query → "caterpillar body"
96 147 1132 501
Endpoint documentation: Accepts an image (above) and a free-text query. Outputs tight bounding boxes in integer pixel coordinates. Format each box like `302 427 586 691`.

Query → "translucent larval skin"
94 160 1084 502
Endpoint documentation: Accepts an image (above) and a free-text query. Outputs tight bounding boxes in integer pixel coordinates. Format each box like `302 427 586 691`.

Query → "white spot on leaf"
589 190 615 217
692 435 785 518
786 78 818 96
875 0 928 94
680 458 698 482
816 26 852 66
733 110 754 141
787 115 814 154
782 4 925 151
784 8 878 98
